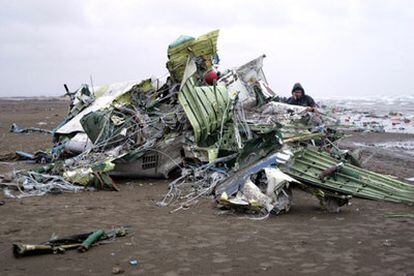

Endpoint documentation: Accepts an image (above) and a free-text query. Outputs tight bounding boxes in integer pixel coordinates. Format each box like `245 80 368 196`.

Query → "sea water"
319 95 414 134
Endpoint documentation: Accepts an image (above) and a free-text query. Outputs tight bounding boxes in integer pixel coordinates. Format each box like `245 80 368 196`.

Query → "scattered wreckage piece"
217 166 298 215
4 29 414 218
13 226 128 258
2 171 84 198
54 80 149 142
214 149 351 214
284 148 414 204
78 229 105 252
384 212 414 219
2 157 118 198
9 123 53 135
111 136 184 179
219 54 276 105
215 151 291 200
63 159 118 190
0 150 53 164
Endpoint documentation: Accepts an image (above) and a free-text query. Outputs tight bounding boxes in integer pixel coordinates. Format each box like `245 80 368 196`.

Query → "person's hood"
291 83 305 95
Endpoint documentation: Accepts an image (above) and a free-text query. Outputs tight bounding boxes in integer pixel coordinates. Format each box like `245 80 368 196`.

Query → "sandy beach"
0 98 413 275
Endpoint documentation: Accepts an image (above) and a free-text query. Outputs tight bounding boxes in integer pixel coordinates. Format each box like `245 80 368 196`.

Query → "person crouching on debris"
287 83 316 111
287 82 321 125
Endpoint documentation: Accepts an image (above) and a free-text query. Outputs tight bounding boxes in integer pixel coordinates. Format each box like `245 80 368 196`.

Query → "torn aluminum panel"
66 84 94 118
215 150 293 199
218 55 275 104
63 133 93 154
55 80 141 135
235 55 267 84
218 167 298 214
55 77 166 135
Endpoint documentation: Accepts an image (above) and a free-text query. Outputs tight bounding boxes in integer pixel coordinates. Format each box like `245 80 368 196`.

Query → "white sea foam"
319 96 414 134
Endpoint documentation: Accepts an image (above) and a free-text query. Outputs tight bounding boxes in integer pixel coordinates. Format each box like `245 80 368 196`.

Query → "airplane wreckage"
2 30 414 217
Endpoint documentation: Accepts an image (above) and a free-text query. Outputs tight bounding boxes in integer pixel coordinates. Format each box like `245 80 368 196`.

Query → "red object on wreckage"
204 70 218 85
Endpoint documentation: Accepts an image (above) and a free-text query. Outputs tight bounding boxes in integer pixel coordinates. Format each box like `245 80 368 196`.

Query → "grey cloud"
0 0 413 98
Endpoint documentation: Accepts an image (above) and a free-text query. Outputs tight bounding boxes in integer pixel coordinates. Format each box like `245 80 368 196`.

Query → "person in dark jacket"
286 83 316 108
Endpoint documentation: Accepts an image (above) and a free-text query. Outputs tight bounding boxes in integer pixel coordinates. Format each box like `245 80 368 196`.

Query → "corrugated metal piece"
167 30 219 82
284 148 414 204
178 60 230 144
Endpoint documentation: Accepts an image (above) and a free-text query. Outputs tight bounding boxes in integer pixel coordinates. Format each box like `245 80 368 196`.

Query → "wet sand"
0 99 413 275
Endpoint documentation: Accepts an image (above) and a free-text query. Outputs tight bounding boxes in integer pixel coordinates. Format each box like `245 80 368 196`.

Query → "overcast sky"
1 0 413 99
